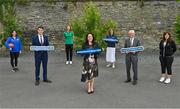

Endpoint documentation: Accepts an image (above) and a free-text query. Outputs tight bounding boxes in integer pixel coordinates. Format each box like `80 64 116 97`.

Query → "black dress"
81 42 99 82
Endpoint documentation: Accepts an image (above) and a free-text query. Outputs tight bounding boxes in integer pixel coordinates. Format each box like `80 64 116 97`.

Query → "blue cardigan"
105 35 118 47
5 36 22 52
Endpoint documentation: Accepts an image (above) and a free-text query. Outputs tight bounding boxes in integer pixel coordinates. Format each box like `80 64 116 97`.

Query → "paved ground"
0 50 180 108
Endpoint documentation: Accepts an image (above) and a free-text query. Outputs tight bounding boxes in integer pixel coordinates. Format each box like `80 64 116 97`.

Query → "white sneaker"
106 64 111 67
159 77 165 82
11 68 16 72
66 61 69 65
69 61 72 64
164 78 171 84
112 64 115 68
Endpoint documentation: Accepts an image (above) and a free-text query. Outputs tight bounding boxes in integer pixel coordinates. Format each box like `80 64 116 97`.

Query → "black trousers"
65 44 73 61
10 52 20 68
159 56 174 75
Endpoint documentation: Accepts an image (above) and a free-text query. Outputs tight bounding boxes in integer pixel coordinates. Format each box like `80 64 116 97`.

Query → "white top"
38 34 44 44
163 41 166 47
130 37 134 46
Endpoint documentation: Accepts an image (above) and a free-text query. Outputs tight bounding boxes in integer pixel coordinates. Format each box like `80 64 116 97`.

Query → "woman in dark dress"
81 33 99 94
159 32 177 84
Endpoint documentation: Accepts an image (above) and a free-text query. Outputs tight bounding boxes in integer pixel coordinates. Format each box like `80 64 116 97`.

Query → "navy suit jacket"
32 35 49 55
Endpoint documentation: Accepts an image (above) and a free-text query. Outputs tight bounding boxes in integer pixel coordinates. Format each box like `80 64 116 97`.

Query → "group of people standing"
4 25 177 94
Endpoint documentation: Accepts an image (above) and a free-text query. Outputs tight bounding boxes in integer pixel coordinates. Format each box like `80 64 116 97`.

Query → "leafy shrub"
71 2 117 49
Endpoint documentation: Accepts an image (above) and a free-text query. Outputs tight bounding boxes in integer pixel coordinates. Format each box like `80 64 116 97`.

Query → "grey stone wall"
15 1 180 50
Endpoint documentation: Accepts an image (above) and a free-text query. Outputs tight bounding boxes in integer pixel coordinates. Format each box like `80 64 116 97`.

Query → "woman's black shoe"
88 91 91 94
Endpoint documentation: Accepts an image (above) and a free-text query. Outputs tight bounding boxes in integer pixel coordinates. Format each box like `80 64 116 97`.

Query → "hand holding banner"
30 46 54 51
76 48 101 54
120 46 144 54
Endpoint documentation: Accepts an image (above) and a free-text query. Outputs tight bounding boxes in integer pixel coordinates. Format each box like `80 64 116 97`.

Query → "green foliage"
0 0 24 46
175 0 180 45
45 0 57 4
16 0 29 5
174 15 180 44
71 2 117 49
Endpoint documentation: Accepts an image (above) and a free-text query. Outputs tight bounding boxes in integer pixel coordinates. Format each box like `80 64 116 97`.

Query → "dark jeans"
159 56 174 75
65 44 73 61
10 52 20 68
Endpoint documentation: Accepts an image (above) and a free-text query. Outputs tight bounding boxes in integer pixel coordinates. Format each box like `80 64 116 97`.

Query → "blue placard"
103 38 118 42
120 46 144 53
30 46 54 51
77 48 101 54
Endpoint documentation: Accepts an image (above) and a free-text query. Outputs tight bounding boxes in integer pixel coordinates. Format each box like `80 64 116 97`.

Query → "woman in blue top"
5 30 22 72
105 28 118 68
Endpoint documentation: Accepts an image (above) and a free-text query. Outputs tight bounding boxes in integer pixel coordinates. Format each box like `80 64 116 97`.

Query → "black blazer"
159 40 177 57
82 42 99 60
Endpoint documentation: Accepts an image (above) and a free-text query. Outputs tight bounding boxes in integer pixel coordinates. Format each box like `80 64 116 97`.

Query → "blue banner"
120 46 144 53
30 46 54 51
77 48 101 54
103 38 118 42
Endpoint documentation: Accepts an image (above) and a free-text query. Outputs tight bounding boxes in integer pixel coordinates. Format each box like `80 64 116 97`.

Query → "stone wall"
15 0 180 50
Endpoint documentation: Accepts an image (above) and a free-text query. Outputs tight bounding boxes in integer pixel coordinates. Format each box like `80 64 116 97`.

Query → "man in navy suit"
32 26 52 86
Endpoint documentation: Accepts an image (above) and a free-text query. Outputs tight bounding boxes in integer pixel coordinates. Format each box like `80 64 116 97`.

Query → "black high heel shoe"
87 91 91 94
87 89 91 94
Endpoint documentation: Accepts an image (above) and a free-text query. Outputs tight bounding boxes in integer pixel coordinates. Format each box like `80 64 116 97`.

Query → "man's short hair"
128 30 135 34
37 26 44 30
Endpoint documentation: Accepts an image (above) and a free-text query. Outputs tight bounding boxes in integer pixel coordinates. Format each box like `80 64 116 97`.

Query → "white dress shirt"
38 35 44 45
130 37 134 46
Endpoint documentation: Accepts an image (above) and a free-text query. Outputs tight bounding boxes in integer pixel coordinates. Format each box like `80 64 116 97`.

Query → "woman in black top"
81 33 99 94
159 32 176 84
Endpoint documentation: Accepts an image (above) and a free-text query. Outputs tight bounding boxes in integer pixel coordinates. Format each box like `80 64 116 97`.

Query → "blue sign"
30 46 54 51
120 46 144 53
103 38 118 42
77 48 101 54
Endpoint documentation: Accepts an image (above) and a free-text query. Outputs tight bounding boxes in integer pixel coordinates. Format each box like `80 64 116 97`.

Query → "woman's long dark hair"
10 30 17 37
85 33 95 45
162 32 172 43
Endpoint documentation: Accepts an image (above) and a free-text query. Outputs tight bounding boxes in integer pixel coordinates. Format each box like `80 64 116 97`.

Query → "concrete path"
0 51 180 108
